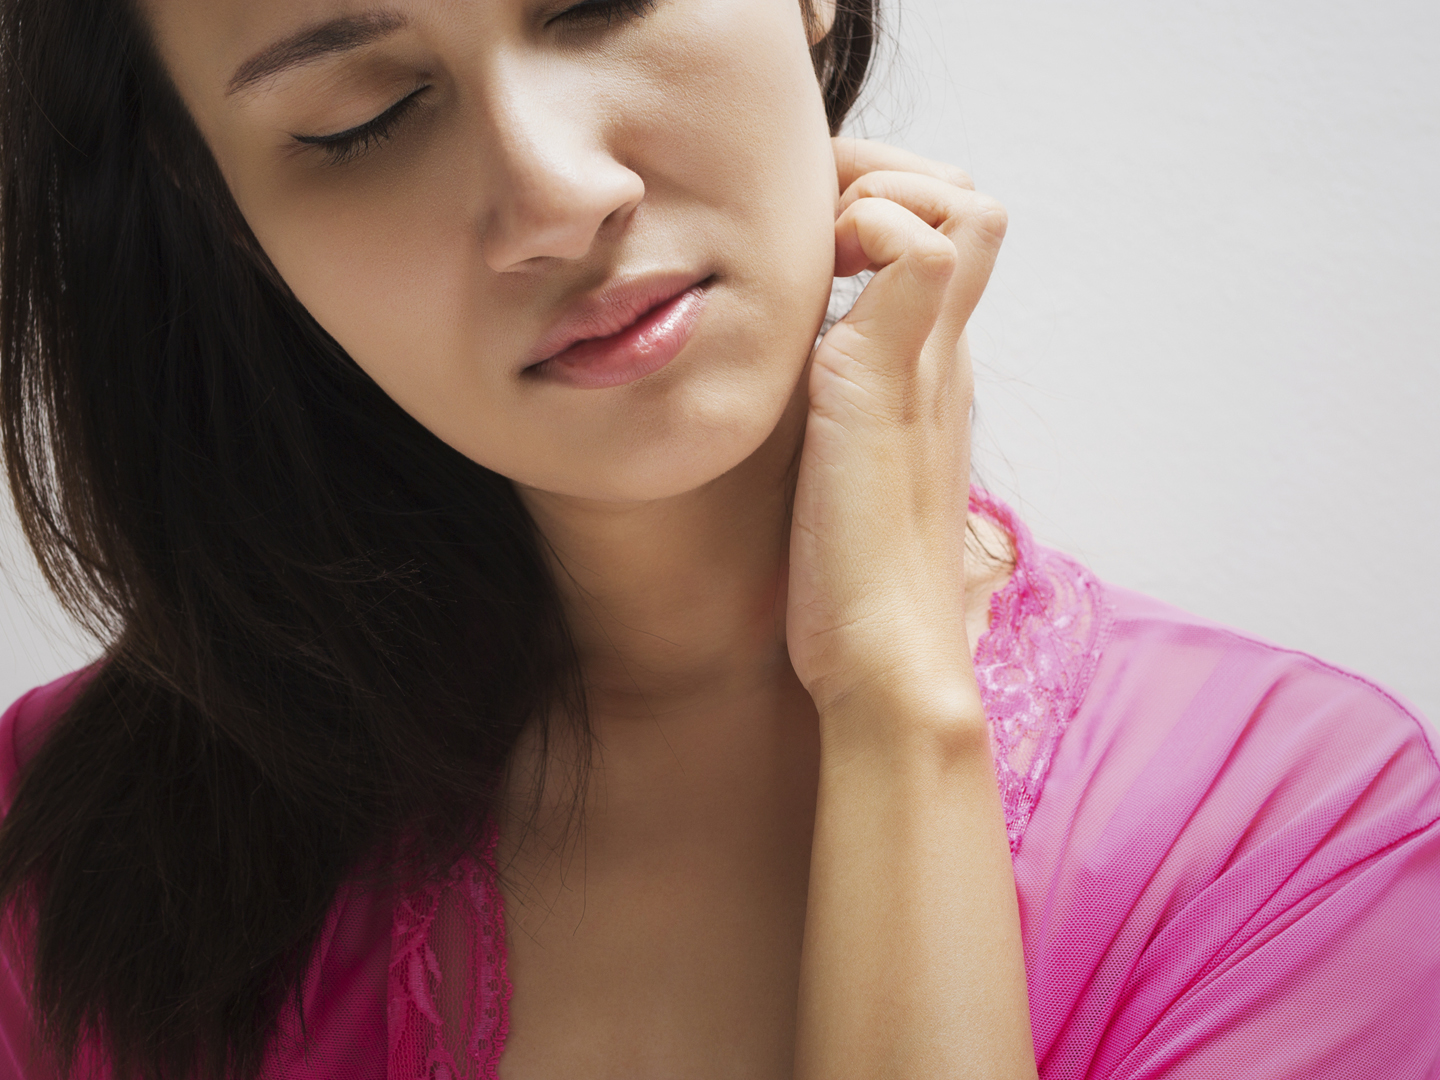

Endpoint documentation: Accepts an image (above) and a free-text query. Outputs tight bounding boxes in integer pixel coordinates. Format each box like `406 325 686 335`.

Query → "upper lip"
526 271 710 366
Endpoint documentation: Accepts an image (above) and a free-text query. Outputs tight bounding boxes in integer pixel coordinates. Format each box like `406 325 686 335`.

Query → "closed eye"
551 0 658 29
287 0 656 166
292 84 431 166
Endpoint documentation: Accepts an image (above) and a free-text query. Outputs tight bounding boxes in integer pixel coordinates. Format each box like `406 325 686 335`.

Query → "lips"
529 273 709 364
525 272 712 390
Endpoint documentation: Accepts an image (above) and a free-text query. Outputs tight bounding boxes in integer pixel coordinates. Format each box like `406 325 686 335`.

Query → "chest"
495 811 814 1080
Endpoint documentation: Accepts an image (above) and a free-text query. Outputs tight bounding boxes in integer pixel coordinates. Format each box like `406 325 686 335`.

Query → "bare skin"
140 0 1036 1074
497 554 1012 1080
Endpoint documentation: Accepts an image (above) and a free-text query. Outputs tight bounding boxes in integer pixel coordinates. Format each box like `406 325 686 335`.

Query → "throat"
499 658 821 894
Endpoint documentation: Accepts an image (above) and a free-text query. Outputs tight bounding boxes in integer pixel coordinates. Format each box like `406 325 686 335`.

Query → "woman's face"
142 0 840 501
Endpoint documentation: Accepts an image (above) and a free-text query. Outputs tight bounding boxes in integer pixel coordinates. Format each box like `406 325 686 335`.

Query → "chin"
501 271 825 504
526 372 807 505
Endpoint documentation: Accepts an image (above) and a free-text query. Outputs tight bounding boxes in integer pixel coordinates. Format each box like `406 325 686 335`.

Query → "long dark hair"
0 0 877 1077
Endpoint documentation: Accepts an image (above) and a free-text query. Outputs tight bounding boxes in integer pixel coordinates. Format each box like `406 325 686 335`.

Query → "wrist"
815 675 990 768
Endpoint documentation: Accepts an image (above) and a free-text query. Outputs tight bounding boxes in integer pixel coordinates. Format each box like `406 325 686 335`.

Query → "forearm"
794 689 1038 1080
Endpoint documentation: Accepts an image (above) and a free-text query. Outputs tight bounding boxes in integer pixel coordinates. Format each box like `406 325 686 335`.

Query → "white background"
859 0 1439 724
1 0 1436 726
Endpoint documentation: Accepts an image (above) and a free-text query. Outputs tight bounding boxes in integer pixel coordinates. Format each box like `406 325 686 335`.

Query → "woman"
0 0 1435 1077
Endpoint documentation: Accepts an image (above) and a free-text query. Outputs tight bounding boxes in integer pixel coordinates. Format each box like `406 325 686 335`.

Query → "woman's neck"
517 385 809 724
515 379 1012 731
501 379 1013 887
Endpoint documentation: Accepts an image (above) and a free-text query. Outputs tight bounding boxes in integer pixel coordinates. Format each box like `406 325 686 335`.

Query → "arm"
798 693 1035 1080
786 138 1036 1080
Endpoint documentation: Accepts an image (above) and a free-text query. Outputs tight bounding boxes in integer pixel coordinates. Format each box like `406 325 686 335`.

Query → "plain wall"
0 0 1436 725
860 0 1439 723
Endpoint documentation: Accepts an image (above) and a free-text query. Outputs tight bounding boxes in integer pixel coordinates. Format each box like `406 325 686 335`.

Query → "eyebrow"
226 10 409 97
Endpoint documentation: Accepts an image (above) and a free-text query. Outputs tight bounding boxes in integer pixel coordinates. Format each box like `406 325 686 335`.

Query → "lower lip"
531 285 708 390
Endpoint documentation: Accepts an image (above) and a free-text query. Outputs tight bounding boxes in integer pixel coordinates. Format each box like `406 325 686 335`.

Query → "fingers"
816 138 1004 424
837 170 1008 343
839 170 1005 251
834 195 958 282
832 136 974 195
830 196 957 374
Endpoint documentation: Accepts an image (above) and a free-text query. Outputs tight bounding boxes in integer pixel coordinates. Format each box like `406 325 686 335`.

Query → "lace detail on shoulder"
387 823 511 1080
969 489 1114 854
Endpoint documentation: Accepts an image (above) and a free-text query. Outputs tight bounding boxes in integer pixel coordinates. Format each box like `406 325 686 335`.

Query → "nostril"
482 159 644 271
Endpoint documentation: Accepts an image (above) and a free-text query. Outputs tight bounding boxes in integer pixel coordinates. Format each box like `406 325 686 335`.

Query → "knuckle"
945 165 975 190
969 194 1009 244
912 233 959 280
847 176 888 206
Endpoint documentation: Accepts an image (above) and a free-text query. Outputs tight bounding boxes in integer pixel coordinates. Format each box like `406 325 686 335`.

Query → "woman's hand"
785 137 1008 742
788 140 1038 1080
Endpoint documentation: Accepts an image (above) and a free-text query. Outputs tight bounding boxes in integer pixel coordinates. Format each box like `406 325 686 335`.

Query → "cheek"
641 12 840 436
240 165 492 407
236 161 548 490
632 0 839 253
619 0 840 358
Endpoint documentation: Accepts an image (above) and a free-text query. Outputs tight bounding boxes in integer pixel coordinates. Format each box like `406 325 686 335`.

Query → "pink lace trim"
968 489 1114 853
387 824 511 1080
385 491 1111 1077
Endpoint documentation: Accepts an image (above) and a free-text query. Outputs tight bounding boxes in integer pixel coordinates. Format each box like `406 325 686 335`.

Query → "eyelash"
556 0 658 28
293 85 431 167
292 0 659 167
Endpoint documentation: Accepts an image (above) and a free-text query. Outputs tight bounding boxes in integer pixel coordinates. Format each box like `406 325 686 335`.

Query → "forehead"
141 0 416 101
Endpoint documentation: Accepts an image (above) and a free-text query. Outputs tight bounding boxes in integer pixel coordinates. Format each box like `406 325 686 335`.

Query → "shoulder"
0 668 94 812
0 668 97 1080
1080 583 1439 827
1016 581 1440 1078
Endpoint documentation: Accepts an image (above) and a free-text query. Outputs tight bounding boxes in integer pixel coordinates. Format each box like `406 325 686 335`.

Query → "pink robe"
2 493 1437 1078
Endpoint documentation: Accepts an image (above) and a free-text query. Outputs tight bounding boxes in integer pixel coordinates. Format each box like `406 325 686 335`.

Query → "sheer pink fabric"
1 494 1437 1078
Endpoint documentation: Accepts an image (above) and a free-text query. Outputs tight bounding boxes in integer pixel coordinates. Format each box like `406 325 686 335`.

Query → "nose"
480 86 645 273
